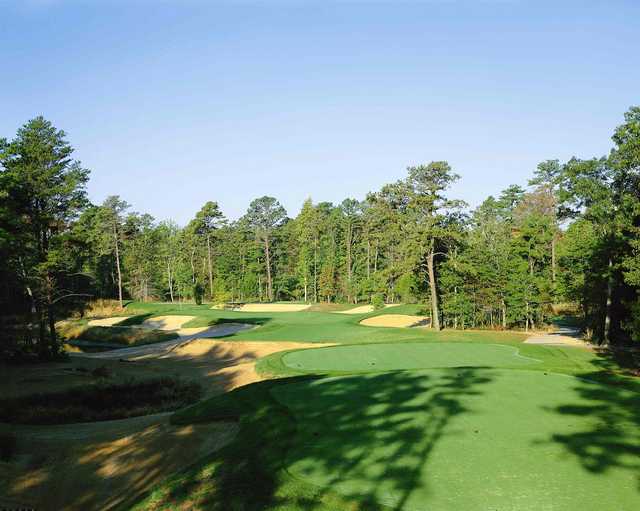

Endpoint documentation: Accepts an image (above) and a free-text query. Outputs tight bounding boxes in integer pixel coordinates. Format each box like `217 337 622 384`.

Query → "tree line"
1 108 638 358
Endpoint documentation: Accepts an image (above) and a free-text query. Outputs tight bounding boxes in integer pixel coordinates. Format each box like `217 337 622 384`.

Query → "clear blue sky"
2 0 639 224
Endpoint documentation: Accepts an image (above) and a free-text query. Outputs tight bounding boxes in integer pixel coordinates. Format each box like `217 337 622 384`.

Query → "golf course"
3 4 640 510
3 302 638 510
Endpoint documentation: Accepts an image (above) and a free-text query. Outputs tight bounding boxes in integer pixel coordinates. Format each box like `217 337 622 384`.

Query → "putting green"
282 342 539 372
273 369 640 510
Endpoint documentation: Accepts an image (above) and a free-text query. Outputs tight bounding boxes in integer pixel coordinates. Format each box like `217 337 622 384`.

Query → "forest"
1 107 639 359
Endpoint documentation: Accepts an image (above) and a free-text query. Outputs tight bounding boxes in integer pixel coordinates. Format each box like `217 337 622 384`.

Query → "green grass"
123 301 527 344
272 369 639 511
114 302 640 510
280 342 539 373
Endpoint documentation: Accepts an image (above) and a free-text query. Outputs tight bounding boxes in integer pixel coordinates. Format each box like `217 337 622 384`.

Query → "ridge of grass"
58 319 178 347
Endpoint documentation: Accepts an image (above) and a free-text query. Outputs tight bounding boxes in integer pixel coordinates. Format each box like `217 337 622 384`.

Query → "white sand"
524 327 587 347
360 314 431 328
87 316 131 327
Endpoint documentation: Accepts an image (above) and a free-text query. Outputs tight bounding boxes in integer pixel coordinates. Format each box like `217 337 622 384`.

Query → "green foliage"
193 281 205 305
2 107 639 349
371 293 385 310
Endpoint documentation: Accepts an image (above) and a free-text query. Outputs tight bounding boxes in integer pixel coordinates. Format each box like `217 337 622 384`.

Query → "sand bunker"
225 303 311 312
140 315 195 330
360 314 431 328
333 304 401 315
87 316 131 327
524 327 587 347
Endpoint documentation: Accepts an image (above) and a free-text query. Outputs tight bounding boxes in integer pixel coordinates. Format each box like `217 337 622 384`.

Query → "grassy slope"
58 319 178 347
129 302 640 511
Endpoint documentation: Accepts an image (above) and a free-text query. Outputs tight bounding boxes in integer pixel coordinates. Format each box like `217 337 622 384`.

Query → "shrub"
0 377 203 425
193 282 205 305
0 429 16 461
371 294 385 310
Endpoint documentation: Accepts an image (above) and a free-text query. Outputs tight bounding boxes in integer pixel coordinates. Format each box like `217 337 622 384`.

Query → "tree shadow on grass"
546 354 640 491
146 368 495 510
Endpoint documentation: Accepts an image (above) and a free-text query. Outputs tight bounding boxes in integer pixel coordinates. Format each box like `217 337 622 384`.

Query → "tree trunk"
207 235 214 300
604 256 613 345
113 223 123 308
427 248 440 330
313 235 318 303
374 242 379 273
167 260 174 303
551 235 557 285
47 299 57 356
501 299 507 329
190 247 196 284
264 237 273 301
304 275 308 303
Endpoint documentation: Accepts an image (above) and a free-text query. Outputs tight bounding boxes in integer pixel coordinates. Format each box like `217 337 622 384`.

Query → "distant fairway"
282 342 539 372
273 369 640 511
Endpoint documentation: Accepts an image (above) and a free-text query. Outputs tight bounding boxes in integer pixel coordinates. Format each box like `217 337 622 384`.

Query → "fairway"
273 369 639 511
282 342 539 372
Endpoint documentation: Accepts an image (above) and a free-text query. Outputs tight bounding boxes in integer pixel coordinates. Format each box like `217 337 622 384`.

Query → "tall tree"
405 162 463 330
0 117 89 357
95 196 130 308
190 201 226 300
243 196 287 301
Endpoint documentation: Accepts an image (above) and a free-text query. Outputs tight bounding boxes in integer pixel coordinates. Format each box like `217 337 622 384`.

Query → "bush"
193 282 205 305
0 377 202 425
371 294 385 310
0 429 16 461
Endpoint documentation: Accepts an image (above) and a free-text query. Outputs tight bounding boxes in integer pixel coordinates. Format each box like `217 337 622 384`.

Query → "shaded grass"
134 378 386 511
0 377 202 425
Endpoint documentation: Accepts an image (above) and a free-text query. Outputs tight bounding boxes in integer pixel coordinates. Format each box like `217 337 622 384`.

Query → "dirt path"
524 326 587 347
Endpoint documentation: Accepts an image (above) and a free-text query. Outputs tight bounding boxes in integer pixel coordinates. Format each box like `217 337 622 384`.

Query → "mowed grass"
273 368 640 511
281 342 539 373
128 302 640 511
123 302 527 344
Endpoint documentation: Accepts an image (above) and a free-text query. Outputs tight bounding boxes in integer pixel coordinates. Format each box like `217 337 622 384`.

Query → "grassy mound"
0 377 201 424
58 320 178 347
